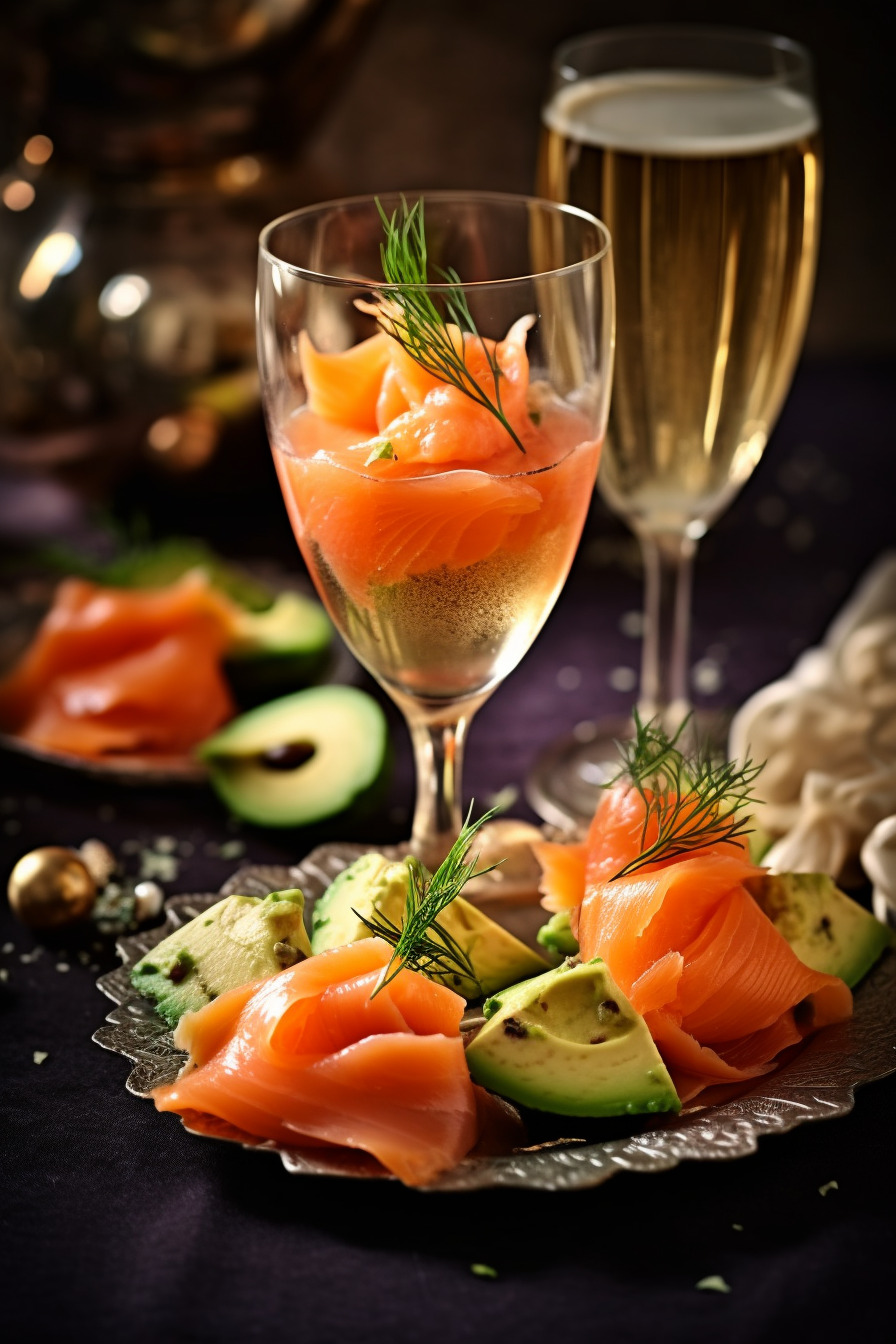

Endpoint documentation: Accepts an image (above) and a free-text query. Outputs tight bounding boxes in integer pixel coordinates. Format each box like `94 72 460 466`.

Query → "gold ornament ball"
7 847 98 930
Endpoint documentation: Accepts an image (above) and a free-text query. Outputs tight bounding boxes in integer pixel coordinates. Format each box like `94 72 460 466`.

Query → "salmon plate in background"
0 573 237 758
273 319 602 703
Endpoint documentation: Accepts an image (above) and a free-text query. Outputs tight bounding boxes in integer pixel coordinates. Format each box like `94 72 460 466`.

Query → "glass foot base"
525 710 733 830
525 715 634 831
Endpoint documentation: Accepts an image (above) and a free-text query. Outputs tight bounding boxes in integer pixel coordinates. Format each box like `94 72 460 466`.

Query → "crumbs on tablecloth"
33 1051 48 1065
203 838 246 861
139 849 179 883
818 1180 839 1197
696 1276 731 1294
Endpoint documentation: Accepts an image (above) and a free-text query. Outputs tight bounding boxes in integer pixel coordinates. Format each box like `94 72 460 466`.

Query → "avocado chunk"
747 822 775 865
198 685 389 827
311 852 551 999
131 889 311 1027
536 909 580 960
465 956 680 1117
745 871 891 987
225 591 334 699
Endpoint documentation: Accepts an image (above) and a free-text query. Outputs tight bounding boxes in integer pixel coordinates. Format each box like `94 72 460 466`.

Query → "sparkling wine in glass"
257 192 614 866
529 26 822 826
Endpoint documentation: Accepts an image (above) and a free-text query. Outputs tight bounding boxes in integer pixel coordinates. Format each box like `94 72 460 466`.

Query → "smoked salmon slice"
583 782 752 886
532 840 587 913
576 842 852 1102
0 573 237 757
277 456 545 606
537 778 854 1102
273 317 602 609
536 783 750 915
299 331 392 434
152 939 479 1187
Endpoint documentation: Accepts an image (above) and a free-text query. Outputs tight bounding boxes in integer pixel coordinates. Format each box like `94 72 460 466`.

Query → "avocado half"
131 889 311 1027
311 852 550 999
225 591 334 701
465 957 680 1117
198 685 389 827
746 871 891 987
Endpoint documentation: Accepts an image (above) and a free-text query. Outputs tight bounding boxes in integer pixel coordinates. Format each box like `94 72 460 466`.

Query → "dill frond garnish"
368 197 526 454
363 438 395 466
608 711 763 881
358 804 501 997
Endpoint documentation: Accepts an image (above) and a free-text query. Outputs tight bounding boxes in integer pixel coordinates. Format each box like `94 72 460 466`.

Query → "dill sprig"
371 197 526 454
608 711 763 881
358 804 501 997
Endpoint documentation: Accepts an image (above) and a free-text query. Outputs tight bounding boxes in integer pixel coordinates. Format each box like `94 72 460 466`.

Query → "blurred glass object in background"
0 0 383 494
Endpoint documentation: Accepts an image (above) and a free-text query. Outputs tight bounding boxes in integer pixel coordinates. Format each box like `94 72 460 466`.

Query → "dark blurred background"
307 0 893 364
0 0 891 555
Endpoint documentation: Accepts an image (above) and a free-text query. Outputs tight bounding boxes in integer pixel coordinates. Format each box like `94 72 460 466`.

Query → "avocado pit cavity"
259 741 316 771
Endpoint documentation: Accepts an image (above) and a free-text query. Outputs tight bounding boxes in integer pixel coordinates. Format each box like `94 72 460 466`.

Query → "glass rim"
551 23 815 86
258 189 612 289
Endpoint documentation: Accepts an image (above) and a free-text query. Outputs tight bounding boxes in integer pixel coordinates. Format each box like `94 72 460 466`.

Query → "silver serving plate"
94 846 896 1191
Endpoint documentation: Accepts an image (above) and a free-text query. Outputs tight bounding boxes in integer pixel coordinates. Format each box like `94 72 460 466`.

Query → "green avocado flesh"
311 852 550 999
225 591 333 698
746 871 891 987
131 890 311 1027
198 685 389 827
536 909 580 959
464 957 681 1117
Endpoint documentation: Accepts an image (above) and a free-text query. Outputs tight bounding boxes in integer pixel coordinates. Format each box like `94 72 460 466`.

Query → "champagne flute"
528 26 822 827
257 192 614 867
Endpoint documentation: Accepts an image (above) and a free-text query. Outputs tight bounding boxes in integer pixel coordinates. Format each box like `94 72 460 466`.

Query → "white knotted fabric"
729 553 896 926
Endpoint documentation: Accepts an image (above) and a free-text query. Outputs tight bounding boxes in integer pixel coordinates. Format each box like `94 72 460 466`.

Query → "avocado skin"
131 890 311 1028
465 957 680 1117
311 852 551 999
746 871 892 987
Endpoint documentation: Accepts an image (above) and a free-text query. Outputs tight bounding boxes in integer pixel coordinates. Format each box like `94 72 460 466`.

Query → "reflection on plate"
93 848 896 1192
0 571 357 786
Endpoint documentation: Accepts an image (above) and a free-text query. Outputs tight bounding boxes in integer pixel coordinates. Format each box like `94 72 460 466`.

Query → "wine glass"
257 192 614 868
528 26 822 827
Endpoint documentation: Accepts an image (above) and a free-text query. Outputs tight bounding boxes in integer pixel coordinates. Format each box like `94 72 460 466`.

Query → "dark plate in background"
0 567 358 786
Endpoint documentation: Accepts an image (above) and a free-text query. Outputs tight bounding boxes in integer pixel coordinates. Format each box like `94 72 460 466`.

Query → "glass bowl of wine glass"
529 25 822 827
257 190 614 866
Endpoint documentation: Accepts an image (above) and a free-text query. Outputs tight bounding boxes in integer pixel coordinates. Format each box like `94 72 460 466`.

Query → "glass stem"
635 526 698 734
403 699 484 871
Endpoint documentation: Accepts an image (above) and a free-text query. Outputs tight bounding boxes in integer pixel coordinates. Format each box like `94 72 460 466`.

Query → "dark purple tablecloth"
2 359 895 1343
